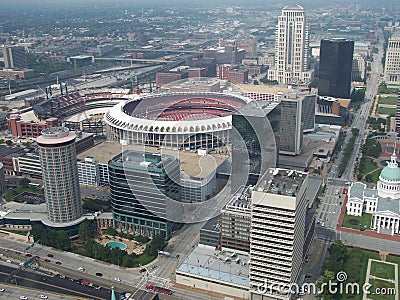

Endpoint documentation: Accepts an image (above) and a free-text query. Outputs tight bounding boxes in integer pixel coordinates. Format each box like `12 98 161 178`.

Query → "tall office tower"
279 95 304 155
249 168 308 300
302 94 316 133
318 38 354 99
37 127 82 223
384 31 400 85
2 46 26 69
109 150 181 239
267 5 312 84
232 101 280 188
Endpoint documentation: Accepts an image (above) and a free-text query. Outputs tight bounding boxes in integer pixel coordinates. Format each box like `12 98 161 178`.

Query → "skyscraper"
231 101 280 187
318 38 354 99
108 150 181 239
302 94 316 133
279 95 304 155
249 168 308 299
37 127 82 223
384 31 400 85
267 5 313 84
2 46 26 69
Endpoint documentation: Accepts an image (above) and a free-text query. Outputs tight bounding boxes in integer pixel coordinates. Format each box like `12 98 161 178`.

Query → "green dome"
380 166 400 181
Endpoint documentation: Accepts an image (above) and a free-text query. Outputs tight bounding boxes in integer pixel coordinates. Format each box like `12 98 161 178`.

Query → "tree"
351 89 365 104
105 227 118 237
79 220 94 241
19 177 31 188
135 235 149 244
55 231 71 251
145 234 166 256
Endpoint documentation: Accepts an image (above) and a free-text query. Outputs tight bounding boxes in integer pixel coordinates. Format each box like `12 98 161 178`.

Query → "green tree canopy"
79 220 94 241
19 177 31 188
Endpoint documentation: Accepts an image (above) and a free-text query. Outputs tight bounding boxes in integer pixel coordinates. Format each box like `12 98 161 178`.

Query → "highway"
0 228 220 300
0 263 110 299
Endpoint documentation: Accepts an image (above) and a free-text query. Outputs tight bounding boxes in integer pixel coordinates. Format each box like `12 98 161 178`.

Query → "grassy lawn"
4 187 44 201
370 260 396 280
360 157 378 177
341 248 380 300
377 107 396 116
384 255 400 289
342 213 372 230
370 169 382 183
368 278 396 300
132 253 157 267
378 96 398 105
327 247 398 300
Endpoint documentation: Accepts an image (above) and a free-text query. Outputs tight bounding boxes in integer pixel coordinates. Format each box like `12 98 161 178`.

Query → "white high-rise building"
267 5 313 85
249 168 308 300
384 31 400 85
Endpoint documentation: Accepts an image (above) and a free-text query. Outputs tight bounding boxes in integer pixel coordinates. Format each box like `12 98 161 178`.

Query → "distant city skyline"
0 0 399 9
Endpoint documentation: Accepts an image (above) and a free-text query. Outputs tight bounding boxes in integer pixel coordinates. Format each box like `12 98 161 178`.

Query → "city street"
317 184 345 229
0 222 219 300
312 29 386 289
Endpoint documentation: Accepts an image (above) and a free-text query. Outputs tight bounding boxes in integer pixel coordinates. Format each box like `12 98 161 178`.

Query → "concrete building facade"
267 5 313 84
249 168 308 300
2 46 26 69
384 31 400 85
279 96 304 155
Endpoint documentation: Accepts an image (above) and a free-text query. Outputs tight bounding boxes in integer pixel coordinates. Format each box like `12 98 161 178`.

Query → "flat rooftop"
177 246 249 287
235 84 293 94
255 167 308 197
224 185 252 213
77 141 228 178
0 201 94 228
201 215 220 232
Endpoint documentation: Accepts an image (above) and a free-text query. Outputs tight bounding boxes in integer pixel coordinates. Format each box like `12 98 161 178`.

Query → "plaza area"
363 259 398 300
96 235 146 255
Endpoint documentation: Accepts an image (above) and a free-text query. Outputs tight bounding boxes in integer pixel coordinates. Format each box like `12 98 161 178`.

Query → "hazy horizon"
0 0 399 10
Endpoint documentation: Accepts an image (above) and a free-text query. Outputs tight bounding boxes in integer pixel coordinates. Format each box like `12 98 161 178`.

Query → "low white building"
346 151 400 235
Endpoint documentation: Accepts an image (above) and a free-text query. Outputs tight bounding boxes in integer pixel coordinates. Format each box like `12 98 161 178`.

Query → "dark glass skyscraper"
109 150 181 239
318 38 354 99
231 102 280 187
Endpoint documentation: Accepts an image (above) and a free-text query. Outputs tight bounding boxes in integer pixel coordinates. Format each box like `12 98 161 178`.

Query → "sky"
0 0 398 9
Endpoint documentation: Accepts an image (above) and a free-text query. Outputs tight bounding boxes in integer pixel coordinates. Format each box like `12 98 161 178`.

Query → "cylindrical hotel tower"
37 127 82 223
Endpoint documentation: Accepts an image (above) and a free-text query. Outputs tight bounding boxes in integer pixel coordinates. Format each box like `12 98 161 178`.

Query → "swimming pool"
106 241 127 250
